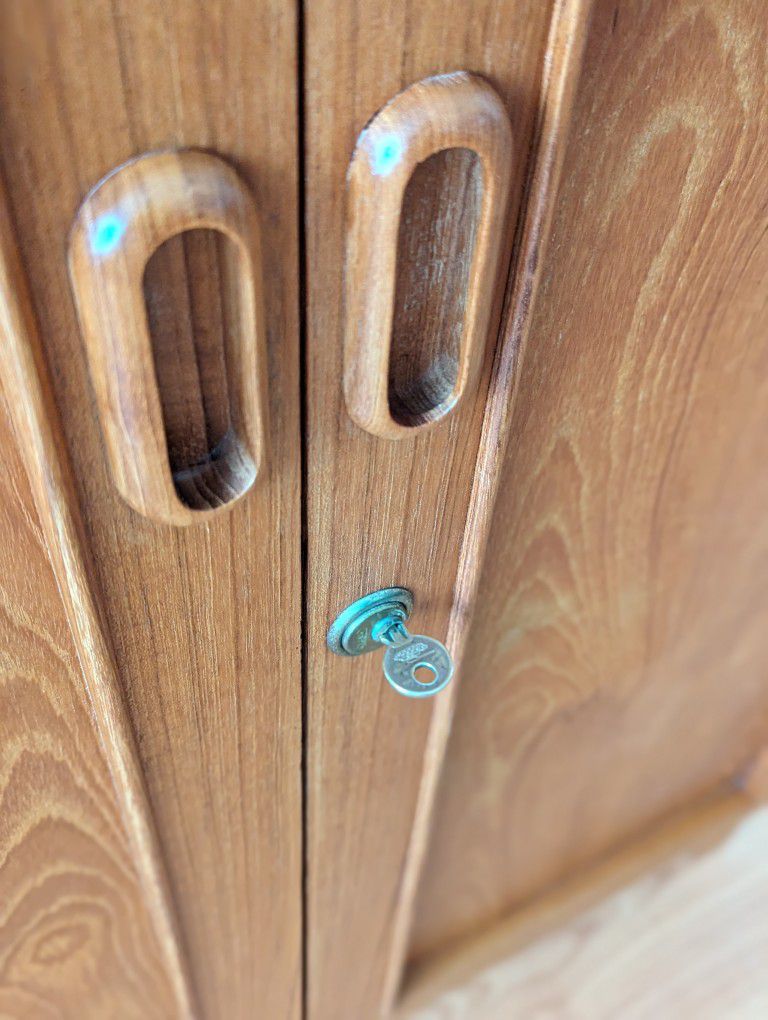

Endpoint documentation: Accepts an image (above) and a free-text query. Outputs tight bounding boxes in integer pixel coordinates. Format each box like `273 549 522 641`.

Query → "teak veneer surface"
0 3 303 1017
303 1 558 1016
411 0 768 961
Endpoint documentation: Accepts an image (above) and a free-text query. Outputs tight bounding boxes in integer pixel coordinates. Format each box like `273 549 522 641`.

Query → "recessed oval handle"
69 149 268 526
344 72 513 440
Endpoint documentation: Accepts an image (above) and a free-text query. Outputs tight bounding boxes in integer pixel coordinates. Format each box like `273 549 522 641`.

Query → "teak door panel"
410 0 768 962
302 1 583 1017
0 3 302 1017
0 384 176 1018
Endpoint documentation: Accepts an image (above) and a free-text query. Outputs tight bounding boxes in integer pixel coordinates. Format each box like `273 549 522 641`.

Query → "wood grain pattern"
410 0 768 963
400 794 768 1019
0 184 191 1016
344 72 513 438
144 229 243 504
0 398 180 1020
69 150 268 525
0 3 302 1017
304 3 557 1017
397 0 592 993
390 148 482 426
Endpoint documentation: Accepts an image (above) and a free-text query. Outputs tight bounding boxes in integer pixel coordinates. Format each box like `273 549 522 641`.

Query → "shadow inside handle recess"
143 227 256 511
389 147 482 428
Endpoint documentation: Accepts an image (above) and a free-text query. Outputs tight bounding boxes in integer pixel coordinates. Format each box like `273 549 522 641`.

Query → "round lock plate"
326 587 414 656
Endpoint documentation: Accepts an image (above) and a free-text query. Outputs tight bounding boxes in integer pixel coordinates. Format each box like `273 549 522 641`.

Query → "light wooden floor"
401 798 768 1019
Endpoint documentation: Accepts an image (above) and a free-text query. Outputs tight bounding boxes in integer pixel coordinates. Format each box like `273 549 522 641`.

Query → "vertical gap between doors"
297 1 309 1018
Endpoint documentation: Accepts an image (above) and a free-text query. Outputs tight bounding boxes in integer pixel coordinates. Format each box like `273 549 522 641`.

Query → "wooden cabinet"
0 4 302 1017
0 1 766 1017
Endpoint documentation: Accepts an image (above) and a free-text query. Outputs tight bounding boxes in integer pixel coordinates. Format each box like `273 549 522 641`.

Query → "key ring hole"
412 662 438 686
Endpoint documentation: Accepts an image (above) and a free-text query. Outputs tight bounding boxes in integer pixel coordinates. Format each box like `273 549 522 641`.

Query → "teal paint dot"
371 134 404 176
90 212 126 255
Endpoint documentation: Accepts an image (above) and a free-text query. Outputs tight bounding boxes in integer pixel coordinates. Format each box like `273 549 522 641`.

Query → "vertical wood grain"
398 0 592 990
0 3 302 1017
145 230 239 478
390 148 482 424
0 191 192 1016
0 403 180 1020
304 3 556 1016
410 0 768 963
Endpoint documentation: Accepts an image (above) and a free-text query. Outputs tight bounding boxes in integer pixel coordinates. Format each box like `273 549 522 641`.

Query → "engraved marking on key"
392 641 429 663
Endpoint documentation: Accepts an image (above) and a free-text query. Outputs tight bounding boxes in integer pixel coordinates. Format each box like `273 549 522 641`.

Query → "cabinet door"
410 0 768 974
302 1 589 1017
306 0 768 1015
0 3 302 1018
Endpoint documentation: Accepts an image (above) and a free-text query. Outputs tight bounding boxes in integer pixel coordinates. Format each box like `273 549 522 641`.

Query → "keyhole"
412 663 438 685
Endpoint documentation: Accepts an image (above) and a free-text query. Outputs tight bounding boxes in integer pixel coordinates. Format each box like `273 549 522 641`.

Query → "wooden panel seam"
387 0 595 1009
0 178 196 1019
